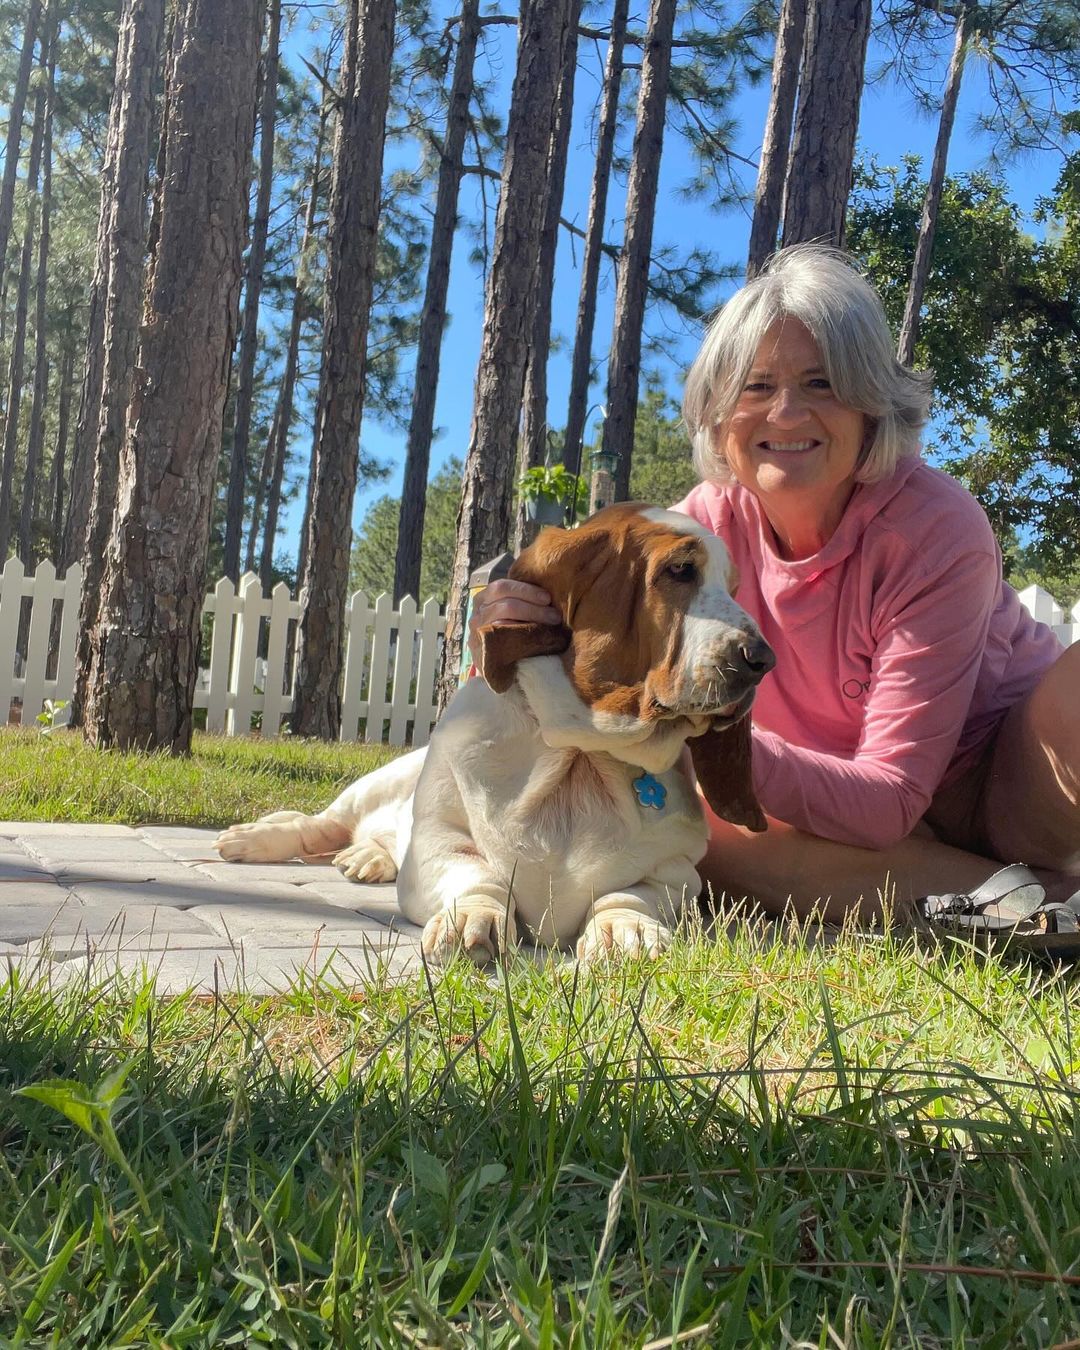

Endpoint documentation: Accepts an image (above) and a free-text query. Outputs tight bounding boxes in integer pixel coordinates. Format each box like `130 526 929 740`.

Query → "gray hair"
683 245 933 484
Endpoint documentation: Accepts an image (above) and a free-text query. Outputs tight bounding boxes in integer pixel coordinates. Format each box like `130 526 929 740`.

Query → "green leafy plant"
35 699 69 734
517 464 585 518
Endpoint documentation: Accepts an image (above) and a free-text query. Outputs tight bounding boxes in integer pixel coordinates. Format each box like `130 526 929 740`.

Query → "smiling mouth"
758 439 820 453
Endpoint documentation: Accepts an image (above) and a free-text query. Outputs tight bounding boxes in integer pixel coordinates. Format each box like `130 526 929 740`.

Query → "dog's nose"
735 634 775 682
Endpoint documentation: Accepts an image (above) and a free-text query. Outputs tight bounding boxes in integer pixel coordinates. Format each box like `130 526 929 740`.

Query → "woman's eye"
665 561 697 583
808 377 832 391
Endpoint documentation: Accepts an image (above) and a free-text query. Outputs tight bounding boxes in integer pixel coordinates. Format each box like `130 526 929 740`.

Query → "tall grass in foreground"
3 921 1080 1346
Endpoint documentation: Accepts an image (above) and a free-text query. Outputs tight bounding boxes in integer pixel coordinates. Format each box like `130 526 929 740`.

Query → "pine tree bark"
246 81 329 583
436 0 579 714
603 0 676 505
563 0 628 479
19 19 56 568
513 0 581 551
747 0 806 276
61 0 163 579
292 0 397 738
780 0 871 249
48 328 74 562
0 51 47 562
0 0 42 287
392 0 481 604
81 0 263 753
897 8 968 367
222 0 282 582
68 0 165 726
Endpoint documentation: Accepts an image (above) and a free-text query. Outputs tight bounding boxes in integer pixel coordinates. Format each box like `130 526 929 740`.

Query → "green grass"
0 726 400 827
5 929 1080 1344
4 730 1080 1343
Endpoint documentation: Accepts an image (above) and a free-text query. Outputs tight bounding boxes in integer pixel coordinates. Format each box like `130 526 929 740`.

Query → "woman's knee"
1026 646 1080 797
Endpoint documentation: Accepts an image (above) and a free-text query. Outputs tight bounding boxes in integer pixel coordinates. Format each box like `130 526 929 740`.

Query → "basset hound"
216 503 775 963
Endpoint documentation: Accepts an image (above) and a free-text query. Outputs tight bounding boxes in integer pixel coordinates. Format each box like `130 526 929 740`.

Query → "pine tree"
80 0 263 752
291 0 398 738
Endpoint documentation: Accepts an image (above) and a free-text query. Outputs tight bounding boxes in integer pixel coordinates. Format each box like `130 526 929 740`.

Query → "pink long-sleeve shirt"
673 456 1062 849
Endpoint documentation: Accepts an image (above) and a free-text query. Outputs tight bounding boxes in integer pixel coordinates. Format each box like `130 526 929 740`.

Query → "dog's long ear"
476 618 573 693
476 523 608 693
688 716 767 832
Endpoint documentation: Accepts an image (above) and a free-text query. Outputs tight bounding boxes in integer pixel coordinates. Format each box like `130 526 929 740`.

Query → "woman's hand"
468 580 563 651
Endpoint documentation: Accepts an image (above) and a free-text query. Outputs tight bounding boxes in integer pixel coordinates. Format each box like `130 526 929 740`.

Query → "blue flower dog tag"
632 771 667 810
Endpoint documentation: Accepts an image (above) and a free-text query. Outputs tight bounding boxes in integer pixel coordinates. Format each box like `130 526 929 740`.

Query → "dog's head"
476 503 774 830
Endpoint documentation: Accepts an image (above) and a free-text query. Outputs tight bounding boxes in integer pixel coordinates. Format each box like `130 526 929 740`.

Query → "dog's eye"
665 561 697 583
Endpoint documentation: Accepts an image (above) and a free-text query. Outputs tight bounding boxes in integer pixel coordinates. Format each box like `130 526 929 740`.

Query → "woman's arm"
748 547 1002 849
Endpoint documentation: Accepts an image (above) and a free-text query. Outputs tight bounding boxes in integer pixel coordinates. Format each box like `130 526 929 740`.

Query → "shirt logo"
842 677 871 700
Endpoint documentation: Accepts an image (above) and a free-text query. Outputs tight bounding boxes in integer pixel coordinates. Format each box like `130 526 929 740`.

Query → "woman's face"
714 318 868 542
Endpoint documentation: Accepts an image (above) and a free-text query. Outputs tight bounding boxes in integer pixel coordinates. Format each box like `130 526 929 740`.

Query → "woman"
472 245 1079 920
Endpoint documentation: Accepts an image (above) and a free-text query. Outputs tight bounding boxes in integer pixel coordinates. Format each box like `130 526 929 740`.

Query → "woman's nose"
766 384 807 424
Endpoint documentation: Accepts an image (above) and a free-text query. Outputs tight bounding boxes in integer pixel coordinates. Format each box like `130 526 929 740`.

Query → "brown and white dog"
216 504 774 963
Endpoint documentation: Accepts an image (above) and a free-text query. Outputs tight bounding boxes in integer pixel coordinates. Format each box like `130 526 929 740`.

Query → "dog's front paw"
333 839 398 883
216 820 301 863
421 898 513 967
576 911 672 963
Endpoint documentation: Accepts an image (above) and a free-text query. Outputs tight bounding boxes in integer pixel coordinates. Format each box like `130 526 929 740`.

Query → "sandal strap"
918 864 1047 933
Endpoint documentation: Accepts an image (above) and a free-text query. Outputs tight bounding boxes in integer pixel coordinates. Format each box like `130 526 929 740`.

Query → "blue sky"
273 9 1067 562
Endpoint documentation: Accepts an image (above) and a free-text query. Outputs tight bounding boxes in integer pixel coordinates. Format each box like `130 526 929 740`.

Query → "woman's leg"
979 644 1080 874
699 810 1005 924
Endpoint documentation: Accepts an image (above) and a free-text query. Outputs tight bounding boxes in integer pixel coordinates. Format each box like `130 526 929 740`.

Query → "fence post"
388 594 417 746
260 580 294 738
19 559 55 724
228 572 265 735
340 589 372 741
412 596 444 747
203 576 236 733
53 562 82 720
364 592 394 744
0 556 25 724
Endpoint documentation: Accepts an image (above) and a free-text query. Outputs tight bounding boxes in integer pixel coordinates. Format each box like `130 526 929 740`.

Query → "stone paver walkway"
0 822 423 994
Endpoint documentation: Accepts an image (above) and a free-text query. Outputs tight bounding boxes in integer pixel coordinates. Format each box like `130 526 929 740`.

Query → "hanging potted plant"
518 464 584 526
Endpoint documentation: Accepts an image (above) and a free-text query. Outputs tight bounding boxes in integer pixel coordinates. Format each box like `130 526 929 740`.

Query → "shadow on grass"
2 943 1080 1346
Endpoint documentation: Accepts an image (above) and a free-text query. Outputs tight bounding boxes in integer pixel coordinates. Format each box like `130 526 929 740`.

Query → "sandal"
915 863 1080 963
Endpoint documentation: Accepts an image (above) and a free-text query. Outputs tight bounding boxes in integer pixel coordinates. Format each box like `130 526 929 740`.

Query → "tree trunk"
291 0 397 738
81 0 263 753
62 0 164 578
246 79 329 583
0 50 47 562
897 8 968 366
780 0 871 249
68 0 165 728
603 0 676 505
222 0 282 582
513 0 581 551
436 0 579 714
48 326 75 563
563 0 628 479
18 20 56 569
0 0 42 287
747 0 806 276
392 0 481 603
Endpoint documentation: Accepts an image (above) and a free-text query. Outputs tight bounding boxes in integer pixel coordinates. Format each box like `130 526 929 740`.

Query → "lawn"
2 728 1080 1345
0 725 400 827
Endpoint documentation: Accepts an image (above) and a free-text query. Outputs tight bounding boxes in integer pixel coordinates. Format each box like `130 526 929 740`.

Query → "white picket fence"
1 557 1078 746
0 557 445 746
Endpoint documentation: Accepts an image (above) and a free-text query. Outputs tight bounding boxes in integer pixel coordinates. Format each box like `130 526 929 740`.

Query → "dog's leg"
576 868 697 962
419 894 515 967
216 746 428 870
397 840 515 968
216 811 352 863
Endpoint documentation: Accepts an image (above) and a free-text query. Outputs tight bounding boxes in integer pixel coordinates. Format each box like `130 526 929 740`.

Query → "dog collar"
632 770 667 810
